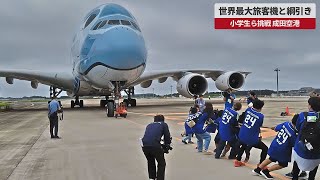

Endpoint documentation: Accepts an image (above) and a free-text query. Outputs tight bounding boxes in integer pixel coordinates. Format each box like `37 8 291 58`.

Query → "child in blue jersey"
182 107 200 144
215 102 242 159
204 110 223 152
235 99 268 167
223 89 236 109
252 114 298 179
192 102 214 155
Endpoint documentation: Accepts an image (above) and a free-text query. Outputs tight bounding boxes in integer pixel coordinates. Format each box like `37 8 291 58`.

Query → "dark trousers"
49 115 58 137
236 140 268 164
142 147 166 180
215 139 238 159
292 161 318 180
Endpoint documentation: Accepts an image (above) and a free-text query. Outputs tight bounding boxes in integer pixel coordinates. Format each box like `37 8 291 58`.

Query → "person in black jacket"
141 115 172 180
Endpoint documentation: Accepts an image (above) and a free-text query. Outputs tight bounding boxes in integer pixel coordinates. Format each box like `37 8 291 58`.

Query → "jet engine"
177 73 208 98
215 72 245 91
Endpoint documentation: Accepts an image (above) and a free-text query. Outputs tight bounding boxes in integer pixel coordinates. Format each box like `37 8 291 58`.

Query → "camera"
160 137 173 154
161 144 173 154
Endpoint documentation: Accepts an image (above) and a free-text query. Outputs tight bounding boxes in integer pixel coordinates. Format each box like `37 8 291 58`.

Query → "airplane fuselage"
70 4 147 95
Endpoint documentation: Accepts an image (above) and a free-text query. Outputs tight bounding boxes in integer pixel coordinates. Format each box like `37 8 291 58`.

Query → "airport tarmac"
0 97 319 180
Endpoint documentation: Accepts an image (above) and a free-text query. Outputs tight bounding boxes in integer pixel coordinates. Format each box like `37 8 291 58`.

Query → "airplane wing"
0 69 74 91
127 69 251 87
126 69 251 98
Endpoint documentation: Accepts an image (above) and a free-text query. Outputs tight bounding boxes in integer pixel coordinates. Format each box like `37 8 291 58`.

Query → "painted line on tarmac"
123 112 290 180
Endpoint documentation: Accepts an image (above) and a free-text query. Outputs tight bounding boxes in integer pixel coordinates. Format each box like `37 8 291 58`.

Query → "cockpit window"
93 21 102 30
84 13 97 28
98 20 108 29
108 20 120 25
121 20 131 26
130 21 141 31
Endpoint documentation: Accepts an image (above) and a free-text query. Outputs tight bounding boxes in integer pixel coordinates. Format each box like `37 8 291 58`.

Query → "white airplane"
0 3 250 117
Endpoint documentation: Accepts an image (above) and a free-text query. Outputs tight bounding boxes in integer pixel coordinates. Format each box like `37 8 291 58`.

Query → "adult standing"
48 96 62 139
291 97 320 180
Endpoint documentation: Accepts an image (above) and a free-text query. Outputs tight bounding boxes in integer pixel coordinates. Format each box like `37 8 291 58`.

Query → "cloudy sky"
0 0 319 97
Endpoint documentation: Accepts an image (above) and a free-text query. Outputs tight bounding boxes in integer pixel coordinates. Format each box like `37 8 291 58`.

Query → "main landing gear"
71 96 84 108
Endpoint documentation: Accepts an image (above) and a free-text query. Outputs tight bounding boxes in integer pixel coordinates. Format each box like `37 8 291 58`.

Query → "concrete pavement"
0 98 318 180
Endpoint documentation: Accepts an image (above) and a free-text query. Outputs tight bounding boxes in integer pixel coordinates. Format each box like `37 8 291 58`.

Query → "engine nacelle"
215 72 245 91
177 73 208 98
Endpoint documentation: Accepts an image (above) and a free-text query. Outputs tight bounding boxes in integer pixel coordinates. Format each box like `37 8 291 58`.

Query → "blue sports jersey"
192 112 208 134
239 107 264 146
225 93 236 109
268 122 297 163
219 107 238 141
294 111 320 159
205 113 220 133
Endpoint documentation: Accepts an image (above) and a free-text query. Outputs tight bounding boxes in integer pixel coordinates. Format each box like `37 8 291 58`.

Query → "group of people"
180 91 320 180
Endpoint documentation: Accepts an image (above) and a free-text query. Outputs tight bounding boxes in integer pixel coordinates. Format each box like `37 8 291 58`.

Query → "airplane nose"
91 27 147 71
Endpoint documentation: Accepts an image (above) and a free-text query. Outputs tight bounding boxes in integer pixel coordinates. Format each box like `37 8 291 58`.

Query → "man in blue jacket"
141 115 172 180
48 96 62 139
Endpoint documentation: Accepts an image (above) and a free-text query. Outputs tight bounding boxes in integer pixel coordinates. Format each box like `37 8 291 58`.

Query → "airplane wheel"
130 99 136 107
79 100 84 108
71 100 75 108
107 101 114 117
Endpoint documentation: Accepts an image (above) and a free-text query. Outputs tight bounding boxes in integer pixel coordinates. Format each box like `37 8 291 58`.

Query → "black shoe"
51 136 54 139
285 172 293 178
252 168 261 176
299 171 307 178
182 140 187 144
54 136 61 139
261 169 273 179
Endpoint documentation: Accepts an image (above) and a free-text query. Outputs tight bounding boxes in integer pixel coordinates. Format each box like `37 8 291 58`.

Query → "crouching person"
215 102 242 159
182 107 200 144
252 114 298 179
192 102 214 155
141 115 172 180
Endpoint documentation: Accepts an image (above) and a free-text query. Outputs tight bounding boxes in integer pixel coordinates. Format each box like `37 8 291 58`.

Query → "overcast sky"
0 0 319 97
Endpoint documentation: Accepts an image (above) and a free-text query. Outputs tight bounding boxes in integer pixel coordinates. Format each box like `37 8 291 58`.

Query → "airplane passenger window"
130 21 141 31
93 21 102 30
108 20 120 25
98 20 108 29
121 20 131 26
84 14 97 28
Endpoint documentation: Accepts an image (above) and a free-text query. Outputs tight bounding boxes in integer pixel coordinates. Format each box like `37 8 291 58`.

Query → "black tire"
115 114 118 118
130 99 137 107
79 100 84 108
107 101 114 117
123 114 127 118
71 100 75 108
